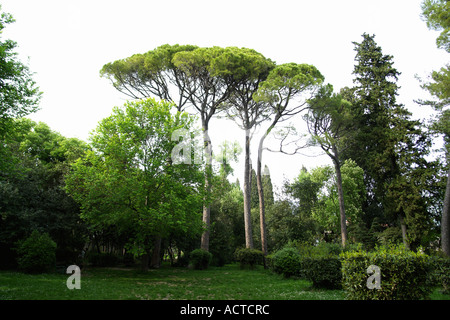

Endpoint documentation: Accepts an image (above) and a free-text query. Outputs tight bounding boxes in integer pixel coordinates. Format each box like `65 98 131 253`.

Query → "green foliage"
285 161 364 242
234 248 264 269
297 242 346 289
340 245 434 300
421 0 450 53
0 119 88 268
269 247 302 278
0 6 41 141
189 249 212 270
16 231 56 274
377 227 403 246
100 44 198 109
254 63 324 105
209 167 244 267
429 256 450 294
66 98 204 261
266 199 320 251
341 33 439 250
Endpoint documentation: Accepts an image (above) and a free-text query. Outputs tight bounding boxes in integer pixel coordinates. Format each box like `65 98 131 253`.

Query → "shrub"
16 231 57 274
302 256 342 289
340 245 433 300
270 247 302 278
189 249 212 270
234 248 263 269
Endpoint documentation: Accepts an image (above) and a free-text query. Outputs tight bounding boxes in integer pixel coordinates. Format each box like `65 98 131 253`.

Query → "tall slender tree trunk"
201 125 212 251
399 215 410 250
243 130 253 249
442 166 450 257
331 144 347 247
141 253 150 272
257 133 268 260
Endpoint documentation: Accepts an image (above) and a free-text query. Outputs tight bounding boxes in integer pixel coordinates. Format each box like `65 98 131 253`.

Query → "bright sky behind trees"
1 0 448 188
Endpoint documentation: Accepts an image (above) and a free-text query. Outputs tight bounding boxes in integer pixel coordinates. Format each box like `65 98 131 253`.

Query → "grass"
0 263 345 300
0 263 448 300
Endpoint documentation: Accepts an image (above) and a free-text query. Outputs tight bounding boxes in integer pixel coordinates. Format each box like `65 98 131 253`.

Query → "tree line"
0 1 449 272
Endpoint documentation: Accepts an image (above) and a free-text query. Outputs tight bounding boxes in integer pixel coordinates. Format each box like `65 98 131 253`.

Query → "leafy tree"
286 162 364 244
253 63 324 255
342 33 433 248
66 98 204 270
420 0 450 256
219 47 275 249
305 84 353 246
172 46 239 251
100 44 198 111
0 6 41 172
0 119 88 268
421 0 450 53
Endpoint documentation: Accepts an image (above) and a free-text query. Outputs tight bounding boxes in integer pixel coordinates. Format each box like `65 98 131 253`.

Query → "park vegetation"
0 1 450 300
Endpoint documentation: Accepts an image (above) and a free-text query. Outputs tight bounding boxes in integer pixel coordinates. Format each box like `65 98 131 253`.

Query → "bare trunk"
257 134 268 260
332 147 347 248
150 236 162 268
442 166 450 256
243 131 253 249
399 215 410 250
200 125 212 251
141 253 149 272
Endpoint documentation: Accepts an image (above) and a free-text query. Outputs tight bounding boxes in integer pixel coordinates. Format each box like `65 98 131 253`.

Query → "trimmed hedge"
340 246 433 300
269 243 344 288
302 256 342 289
234 248 264 269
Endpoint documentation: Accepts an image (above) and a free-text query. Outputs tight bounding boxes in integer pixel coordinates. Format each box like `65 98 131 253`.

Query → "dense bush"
340 245 433 300
189 249 212 270
234 248 264 269
16 231 57 273
269 247 302 278
429 256 450 294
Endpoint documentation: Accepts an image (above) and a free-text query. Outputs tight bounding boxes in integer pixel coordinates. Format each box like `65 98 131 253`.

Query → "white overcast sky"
1 0 448 190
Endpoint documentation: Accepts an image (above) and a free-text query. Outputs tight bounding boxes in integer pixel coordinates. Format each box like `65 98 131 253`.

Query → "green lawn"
0 264 448 300
0 264 345 300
